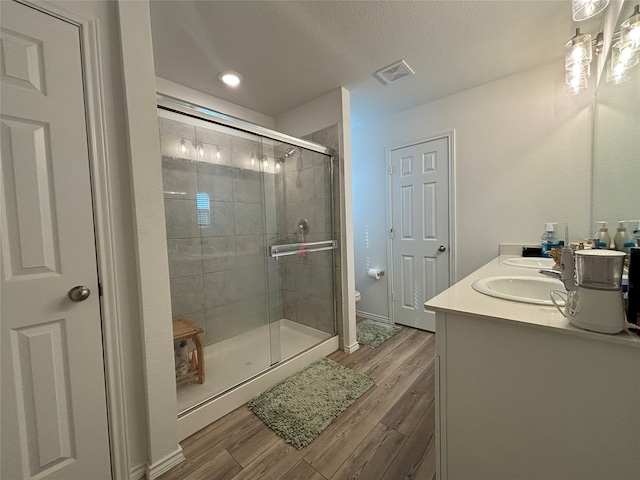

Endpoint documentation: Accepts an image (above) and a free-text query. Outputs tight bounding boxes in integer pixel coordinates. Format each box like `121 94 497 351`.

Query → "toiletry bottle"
614 221 634 254
631 221 640 248
541 223 561 258
627 247 640 325
594 221 612 249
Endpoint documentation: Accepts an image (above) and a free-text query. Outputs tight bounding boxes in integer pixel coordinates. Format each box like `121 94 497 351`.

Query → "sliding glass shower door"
267 141 336 363
158 108 336 414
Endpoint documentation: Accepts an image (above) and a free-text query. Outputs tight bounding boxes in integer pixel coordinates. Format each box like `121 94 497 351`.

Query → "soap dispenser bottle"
613 221 634 254
594 221 612 249
541 223 561 258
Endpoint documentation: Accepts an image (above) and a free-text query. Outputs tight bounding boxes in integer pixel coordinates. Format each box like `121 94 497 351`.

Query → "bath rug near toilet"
248 358 374 449
356 319 401 348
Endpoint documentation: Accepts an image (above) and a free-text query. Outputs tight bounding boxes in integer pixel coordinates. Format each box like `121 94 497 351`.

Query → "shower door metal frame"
157 94 334 157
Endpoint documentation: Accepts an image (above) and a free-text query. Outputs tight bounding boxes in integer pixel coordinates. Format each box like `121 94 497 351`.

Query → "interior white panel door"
391 137 449 331
1 2 111 478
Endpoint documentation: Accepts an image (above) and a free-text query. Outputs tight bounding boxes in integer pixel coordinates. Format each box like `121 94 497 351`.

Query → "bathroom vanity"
426 256 640 480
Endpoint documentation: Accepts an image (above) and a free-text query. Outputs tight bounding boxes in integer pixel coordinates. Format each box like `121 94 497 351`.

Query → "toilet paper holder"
367 268 385 280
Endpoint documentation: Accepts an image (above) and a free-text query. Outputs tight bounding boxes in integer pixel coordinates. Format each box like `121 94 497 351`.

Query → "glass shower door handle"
270 240 337 258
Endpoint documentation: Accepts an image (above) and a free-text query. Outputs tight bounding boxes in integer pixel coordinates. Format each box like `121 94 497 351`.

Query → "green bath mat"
356 319 401 348
248 358 374 449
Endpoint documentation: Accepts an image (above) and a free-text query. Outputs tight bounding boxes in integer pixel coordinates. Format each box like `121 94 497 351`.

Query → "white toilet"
355 290 361 303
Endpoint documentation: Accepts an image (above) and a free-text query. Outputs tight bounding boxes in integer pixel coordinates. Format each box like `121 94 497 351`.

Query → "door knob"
438 245 447 252
68 286 91 302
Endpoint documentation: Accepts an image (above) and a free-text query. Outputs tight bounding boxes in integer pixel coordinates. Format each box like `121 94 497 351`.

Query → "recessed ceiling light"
219 71 242 87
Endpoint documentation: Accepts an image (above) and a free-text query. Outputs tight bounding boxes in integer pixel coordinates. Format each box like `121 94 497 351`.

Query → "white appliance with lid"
551 249 627 334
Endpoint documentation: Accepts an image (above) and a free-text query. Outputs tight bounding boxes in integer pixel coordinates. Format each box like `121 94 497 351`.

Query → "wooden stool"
172 318 205 384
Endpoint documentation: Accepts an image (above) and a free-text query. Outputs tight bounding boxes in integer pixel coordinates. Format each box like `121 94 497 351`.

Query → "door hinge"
392 292 395 302
388 165 393 175
98 283 103 297
390 228 394 238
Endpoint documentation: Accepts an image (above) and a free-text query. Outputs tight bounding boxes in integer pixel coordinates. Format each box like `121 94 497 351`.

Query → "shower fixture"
283 147 297 158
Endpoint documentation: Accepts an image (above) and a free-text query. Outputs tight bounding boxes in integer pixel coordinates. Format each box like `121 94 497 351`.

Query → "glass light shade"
179 138 188 156
572 0 609 21
567 60 591 80
621 5 640 50
196 143 205 158
565 71 588 95
565 32 592 69
612 41 639 70
606 60 631 84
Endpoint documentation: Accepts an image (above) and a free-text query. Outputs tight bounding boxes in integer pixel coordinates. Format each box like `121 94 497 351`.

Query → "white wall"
352 61 594 320
275 88 343 137
117 2 184 477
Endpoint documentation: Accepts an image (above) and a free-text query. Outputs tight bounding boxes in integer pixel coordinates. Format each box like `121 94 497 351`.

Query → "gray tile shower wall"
162 124 269 346
276 124 341 336
314 124 343 341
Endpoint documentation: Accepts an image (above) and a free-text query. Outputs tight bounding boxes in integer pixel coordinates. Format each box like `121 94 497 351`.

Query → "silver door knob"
68 286 90 302
438 245 447 252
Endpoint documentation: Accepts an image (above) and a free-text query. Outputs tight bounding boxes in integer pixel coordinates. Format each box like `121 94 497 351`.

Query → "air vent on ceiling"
374 60 415 86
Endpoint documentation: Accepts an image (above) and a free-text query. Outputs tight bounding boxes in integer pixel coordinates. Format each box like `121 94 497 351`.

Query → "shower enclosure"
157 99 337 414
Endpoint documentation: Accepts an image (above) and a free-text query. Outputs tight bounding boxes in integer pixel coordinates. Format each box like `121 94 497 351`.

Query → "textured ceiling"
150 1 601 123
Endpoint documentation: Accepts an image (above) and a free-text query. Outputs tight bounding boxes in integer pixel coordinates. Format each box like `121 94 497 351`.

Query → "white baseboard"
356 310 391 324
177 336 339 441
129 463 147 480
343 342 360 354
146 447 185 480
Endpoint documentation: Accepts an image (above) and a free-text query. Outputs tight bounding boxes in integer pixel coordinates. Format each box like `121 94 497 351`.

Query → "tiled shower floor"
176 319 332 413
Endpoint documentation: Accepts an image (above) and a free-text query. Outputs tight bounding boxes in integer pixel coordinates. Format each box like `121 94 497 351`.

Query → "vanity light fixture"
249 152 284 172
607 4 640 84
177 137 222 161
219 71 242 87
564 3 640 93
621 4 640 49
572 0 610 21
565 29 594 95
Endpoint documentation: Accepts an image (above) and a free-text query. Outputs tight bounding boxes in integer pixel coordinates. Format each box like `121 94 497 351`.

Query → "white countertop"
426 255 640 348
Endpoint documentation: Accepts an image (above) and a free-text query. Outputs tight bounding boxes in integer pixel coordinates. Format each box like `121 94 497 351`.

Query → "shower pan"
157 97 338 421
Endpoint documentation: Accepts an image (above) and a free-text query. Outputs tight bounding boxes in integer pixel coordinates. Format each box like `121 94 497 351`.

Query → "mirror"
592 1 640 234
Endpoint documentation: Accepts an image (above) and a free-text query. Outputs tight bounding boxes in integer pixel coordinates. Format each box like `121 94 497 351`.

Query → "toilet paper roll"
368 268 382 280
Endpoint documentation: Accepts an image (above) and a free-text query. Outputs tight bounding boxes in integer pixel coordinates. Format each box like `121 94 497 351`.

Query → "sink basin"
471 276 565 305
501 257 555 269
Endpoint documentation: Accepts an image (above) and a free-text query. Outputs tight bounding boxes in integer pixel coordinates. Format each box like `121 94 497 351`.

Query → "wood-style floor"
159 321 436 480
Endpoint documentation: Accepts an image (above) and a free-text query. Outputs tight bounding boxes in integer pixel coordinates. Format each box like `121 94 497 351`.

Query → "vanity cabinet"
428 257 640 480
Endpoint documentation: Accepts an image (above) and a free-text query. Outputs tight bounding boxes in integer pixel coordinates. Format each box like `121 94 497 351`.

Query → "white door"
1 2 112 479
390 136 450 331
